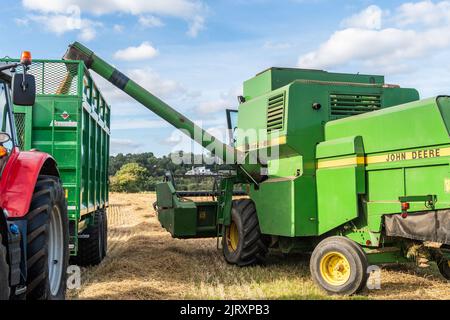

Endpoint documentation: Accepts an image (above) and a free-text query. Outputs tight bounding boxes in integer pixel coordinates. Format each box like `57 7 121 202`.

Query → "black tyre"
72 211 104 266
437 258 450 280
100 209 108 258
0 235 10 300
222 199 268 266
26 175 69 300
310 236 368 295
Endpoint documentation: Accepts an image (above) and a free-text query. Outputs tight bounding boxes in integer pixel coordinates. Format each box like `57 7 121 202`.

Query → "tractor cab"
0 51 36 154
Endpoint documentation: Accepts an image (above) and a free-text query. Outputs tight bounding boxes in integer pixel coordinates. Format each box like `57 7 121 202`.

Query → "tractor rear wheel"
310 236 368 295
222 199 268 266
0 235 10 300
25 175 69 300
437 258 450 280
72 211 104 266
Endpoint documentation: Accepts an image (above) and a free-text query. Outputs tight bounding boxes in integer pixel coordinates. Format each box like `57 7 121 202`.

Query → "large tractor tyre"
0 235 10 300
26 175 69 300
222 199 268 267
72 211 104 267
310 236 368 295
100 209 108 258
437 258 450 280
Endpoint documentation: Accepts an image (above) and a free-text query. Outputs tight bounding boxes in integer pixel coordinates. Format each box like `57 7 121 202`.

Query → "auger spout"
63 42 239 166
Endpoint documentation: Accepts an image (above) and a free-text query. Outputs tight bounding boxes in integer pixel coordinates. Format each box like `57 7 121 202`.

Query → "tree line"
109 152 234 193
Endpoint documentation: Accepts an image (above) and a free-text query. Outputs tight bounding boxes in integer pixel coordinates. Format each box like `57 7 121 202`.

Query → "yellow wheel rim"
226 221 239 252
447 260 450 268
320 251 351 286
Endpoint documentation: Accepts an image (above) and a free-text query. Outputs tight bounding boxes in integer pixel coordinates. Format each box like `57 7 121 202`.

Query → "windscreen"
226 109 238 147
0 81 13 151
437 96 450 135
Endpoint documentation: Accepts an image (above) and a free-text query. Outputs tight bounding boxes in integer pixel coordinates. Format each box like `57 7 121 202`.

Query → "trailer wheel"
0 235 10 300
437 259 450 280
310 236 368 295
25 175 69 300
100 209 108 258
222 199 268 266
72 211 104 266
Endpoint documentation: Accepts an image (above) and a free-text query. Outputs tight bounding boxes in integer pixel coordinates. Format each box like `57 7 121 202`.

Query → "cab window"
0 81 14 151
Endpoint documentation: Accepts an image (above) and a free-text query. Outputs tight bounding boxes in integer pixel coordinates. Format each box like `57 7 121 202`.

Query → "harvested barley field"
68 192 449 300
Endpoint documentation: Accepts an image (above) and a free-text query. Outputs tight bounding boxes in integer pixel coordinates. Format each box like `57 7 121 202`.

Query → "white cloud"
22 0 207 37
197 87 242 114
128 67 185 98
138 15 164 28
298 1 450 73
340 5 383 30
111 119 168 130
113 24 124 32
19 5 100 41
198 99 230 114
187 15 205 37
110 138 142 155
395 0 450 27
14 18 29 26
23 0 204 17
114 42 159 61
263 41 293 50
91 66 188 116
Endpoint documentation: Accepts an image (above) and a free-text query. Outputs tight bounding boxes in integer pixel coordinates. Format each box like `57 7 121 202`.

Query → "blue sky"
2 0 450 155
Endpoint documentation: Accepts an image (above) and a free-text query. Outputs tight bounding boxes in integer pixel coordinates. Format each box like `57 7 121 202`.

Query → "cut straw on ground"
68 192 449 300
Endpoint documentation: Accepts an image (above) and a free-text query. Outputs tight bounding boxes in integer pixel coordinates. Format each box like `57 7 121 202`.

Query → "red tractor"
0 52 69 300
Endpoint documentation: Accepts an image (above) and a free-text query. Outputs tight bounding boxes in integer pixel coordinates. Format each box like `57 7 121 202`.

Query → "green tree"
110 163 149 193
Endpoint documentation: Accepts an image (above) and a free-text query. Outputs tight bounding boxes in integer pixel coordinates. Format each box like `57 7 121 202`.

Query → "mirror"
12 73 36 106
0 132 11 144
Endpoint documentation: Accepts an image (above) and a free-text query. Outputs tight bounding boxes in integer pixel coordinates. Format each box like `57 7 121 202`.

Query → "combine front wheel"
310 236 368 295
222 199 268 266
0 235 10 300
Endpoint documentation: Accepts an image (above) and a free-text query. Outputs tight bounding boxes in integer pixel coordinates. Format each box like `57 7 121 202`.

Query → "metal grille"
267 92 285 132
14 113 26 150
15 61 79 96
330 93 381 119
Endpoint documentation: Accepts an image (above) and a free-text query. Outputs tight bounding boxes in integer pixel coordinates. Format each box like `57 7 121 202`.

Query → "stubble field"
68 192 449 300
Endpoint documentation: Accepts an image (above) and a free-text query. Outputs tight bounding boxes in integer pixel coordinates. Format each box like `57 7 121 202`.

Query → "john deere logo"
61 111 70 120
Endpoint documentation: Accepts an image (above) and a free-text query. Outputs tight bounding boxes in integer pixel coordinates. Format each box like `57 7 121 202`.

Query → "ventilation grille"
14 113 26 150
330 93 381 119
267 93 285 132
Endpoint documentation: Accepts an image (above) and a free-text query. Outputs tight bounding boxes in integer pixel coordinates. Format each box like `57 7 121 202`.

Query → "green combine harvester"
64 42 450 295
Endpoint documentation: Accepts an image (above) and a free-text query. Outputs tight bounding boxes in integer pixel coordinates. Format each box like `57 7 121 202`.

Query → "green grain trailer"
64 42 450 295
1 58 110 266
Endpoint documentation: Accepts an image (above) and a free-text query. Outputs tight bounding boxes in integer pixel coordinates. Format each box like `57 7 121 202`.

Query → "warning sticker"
50 120 78 127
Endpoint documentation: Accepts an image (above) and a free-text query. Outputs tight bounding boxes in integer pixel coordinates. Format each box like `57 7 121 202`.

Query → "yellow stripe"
366 146 450 165
317 156 365 169
318 146 450 169
236 135 287 152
